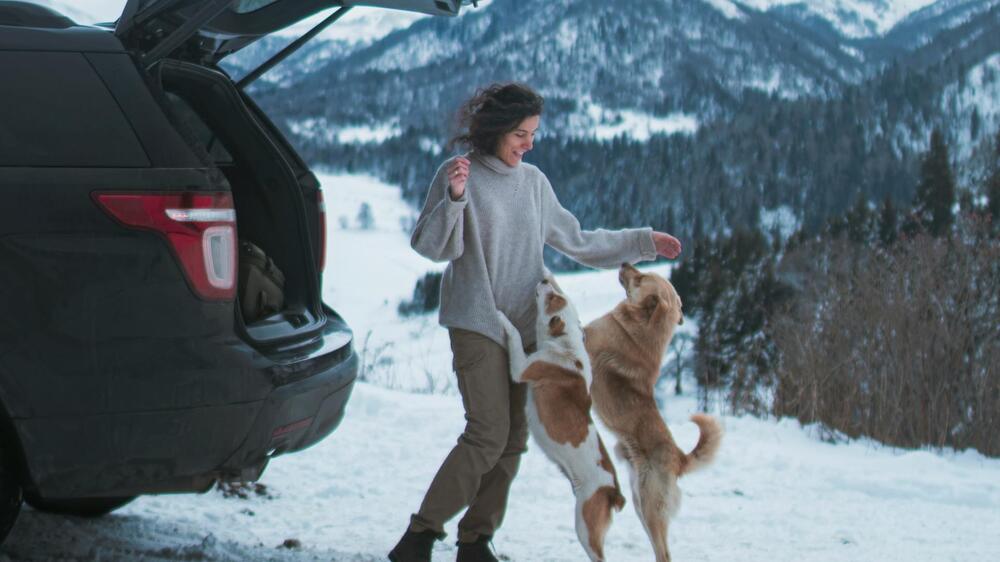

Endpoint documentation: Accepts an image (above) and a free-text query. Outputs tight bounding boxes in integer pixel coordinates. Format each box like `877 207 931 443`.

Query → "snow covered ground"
3 173 1000 561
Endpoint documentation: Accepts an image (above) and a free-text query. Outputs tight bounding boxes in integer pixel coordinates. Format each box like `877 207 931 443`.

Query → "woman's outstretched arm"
542 174 680 267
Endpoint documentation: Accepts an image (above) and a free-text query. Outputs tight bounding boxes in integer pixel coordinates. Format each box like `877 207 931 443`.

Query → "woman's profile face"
495 115 540 167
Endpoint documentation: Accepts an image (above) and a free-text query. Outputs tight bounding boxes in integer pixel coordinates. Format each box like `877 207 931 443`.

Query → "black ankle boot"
388 528 441 562
455 535 499 562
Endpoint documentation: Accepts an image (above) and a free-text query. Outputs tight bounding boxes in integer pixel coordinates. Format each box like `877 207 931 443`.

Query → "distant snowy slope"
273 6 428 43
704 0 939 37
943 53 1000 157
281 0 493 42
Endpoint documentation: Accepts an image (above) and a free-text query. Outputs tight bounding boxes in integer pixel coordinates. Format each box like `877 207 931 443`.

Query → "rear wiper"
237 6 352 90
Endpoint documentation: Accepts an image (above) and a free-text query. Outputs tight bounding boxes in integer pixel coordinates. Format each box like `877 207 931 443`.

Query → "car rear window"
0 51 149 167
164 92 234 165
235 0 278 14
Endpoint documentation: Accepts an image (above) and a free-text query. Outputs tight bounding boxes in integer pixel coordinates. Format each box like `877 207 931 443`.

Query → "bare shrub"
357 330 395 384
398 271 443 317
772 225 1000 455
667 332 693 396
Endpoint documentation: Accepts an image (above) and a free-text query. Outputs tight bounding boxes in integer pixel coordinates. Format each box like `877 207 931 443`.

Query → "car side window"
0 51 149 167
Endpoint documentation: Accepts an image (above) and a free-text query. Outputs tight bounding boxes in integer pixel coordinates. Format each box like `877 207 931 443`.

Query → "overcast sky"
53 0 123 23
37 1 489 34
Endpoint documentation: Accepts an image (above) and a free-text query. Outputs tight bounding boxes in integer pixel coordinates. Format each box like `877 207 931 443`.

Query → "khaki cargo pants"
409 328 530 543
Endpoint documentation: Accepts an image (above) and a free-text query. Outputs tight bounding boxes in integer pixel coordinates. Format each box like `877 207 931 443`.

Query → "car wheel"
24 493 135 518
0 442 23 543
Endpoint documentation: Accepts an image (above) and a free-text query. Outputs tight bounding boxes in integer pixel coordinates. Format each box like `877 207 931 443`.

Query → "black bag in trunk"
238 239 285 323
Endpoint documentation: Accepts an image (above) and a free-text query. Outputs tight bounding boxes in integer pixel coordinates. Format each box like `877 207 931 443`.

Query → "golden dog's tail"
678 413 723 476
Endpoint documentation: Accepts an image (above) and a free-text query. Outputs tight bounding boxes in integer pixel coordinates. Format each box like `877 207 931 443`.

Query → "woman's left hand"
652 231 682 259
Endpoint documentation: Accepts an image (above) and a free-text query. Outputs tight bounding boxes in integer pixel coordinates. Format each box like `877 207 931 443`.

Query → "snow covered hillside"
704 0 939 37
2 173 999 562
941 53 1000 159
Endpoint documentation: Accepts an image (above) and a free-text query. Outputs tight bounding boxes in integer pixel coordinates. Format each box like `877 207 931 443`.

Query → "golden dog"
585 263 722 562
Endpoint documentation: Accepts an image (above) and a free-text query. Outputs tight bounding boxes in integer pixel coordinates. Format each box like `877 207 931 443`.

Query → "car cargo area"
155 60 325 346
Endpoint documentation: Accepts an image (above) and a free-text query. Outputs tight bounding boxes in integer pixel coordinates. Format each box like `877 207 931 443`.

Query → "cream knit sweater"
410 151 657 348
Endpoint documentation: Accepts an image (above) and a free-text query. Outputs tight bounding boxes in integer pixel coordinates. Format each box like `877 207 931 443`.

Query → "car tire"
24 493 135 518
0 442 23 543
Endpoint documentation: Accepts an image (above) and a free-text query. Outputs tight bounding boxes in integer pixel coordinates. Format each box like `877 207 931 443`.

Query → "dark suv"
0 0 465 543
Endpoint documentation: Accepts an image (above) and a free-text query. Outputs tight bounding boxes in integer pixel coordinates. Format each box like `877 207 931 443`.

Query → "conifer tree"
846 196 873 244
913 128 956 237
988 128 1000 225
356 202 375 230
878 196 898 246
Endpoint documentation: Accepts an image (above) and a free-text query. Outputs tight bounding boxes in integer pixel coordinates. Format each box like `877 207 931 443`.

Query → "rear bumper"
219 344 358 481
15 322 358 499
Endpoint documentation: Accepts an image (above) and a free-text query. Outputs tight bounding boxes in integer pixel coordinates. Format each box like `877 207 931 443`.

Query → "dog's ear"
641 294 661 320
548 315 566 337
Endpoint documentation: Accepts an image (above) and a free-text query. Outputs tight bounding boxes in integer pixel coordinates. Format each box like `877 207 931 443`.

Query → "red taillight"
317 189 327 273
93 192 237 301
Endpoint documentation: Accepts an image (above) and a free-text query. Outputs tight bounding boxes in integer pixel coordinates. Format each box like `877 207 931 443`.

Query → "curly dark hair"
450 83 544 154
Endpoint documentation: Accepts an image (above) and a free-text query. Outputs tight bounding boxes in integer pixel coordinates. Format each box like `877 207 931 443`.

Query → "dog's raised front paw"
496 311 515 332
496 311 522 346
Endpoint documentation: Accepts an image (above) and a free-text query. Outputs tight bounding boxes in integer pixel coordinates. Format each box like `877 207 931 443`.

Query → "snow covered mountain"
243 0 999 142
251 0 860 137
705 0 939 37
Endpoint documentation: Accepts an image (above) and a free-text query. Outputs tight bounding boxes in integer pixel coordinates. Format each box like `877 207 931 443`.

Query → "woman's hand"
652 231 682 259
447 156 470 200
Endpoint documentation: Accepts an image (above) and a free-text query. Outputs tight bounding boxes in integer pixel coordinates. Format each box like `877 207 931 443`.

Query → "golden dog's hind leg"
639 472 673 562
642 496 671 562
618 444 658 561
623 448 673 562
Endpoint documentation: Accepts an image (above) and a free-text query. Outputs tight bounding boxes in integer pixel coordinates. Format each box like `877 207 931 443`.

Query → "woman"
389 83 682 562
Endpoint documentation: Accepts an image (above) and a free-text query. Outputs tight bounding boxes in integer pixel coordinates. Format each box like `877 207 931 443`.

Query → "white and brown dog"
497 278 625 562
587 263 723 562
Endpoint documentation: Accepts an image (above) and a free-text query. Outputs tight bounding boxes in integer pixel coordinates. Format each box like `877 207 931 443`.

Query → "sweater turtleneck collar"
471 151 517 175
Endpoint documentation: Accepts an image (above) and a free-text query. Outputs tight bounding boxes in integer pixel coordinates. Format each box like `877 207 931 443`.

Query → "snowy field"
3 173 1000 561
